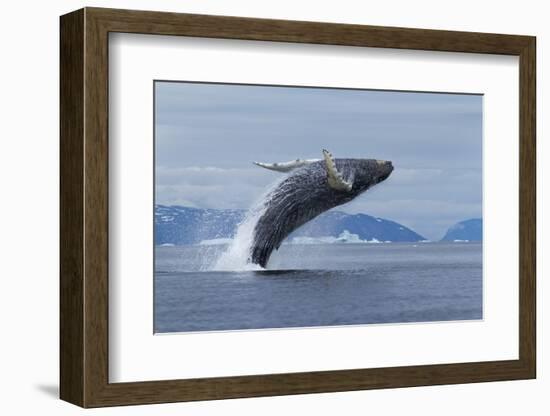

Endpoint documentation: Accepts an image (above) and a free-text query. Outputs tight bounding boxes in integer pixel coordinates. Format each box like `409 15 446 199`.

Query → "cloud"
155 165 278 209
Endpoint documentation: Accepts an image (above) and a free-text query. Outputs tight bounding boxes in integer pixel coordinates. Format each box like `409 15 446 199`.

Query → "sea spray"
213 177 285 271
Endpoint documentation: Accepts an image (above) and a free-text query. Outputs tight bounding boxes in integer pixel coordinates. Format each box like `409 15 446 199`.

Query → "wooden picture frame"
60 7 536 408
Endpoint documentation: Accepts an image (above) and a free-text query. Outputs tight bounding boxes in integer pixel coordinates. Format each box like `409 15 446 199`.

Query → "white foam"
213 177 285 271
290 230 384 245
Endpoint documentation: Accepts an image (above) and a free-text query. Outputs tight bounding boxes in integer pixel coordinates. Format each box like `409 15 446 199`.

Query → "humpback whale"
250 149 393 267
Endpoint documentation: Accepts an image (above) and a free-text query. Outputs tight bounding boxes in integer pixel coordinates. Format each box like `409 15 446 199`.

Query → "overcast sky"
155 81 482 240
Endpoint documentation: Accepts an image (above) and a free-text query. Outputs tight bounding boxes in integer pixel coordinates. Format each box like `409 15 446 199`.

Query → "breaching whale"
250 149 394 267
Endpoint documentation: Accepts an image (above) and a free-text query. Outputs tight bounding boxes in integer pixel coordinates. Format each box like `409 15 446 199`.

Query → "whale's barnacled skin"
250 156 393 267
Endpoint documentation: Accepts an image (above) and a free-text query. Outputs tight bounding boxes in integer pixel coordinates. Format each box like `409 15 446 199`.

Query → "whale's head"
348 158 394 193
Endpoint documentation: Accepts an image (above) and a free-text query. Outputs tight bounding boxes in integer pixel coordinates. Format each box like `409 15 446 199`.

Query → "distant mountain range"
289 210 425 242
155 205 426 246
440 218 482 242
155 205 244 245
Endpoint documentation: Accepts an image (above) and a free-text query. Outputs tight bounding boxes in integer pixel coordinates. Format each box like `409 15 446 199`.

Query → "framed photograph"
60 7 536 408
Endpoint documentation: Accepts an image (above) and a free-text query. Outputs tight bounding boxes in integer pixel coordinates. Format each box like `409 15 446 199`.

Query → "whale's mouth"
377 162 394 183
379 172 391 182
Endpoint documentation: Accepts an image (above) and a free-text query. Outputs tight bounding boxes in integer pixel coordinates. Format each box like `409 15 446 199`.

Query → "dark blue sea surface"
154 242 482 333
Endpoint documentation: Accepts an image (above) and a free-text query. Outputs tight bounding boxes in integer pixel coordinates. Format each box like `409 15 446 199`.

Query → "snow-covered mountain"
155 205 426 246
440 218 482 242
289 210 424 242
155 205 244 245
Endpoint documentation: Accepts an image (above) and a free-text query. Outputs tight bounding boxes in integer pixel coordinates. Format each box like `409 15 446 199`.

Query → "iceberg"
289 230 384 245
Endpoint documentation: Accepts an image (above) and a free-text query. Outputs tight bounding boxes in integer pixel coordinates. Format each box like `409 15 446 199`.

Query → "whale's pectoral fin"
322 149 353 191
253 158 320 173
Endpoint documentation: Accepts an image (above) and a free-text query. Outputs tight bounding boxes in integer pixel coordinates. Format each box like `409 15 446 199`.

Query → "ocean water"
154 242 482 333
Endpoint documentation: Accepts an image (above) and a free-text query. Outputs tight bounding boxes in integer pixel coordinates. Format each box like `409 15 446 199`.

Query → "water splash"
213 177 285 271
